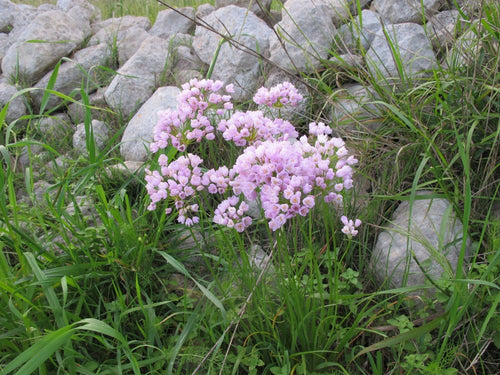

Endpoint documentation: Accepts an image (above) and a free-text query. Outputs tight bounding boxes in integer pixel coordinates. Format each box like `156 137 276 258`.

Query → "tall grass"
1 0 499 374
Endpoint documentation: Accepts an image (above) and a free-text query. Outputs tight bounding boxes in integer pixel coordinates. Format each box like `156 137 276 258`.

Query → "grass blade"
1 325 75 375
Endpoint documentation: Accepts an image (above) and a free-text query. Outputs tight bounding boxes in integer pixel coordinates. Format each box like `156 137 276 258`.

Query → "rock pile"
0 0 485 295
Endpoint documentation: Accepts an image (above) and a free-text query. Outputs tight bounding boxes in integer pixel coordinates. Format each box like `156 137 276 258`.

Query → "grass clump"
1 0 499 374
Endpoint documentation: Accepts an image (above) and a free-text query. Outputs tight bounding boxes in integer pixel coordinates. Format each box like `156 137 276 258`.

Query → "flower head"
253 82 303 108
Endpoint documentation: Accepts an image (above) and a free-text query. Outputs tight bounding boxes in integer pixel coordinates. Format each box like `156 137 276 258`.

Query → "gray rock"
89 15 151 46
366 23 437 86
445 27 481 69
331 83 383 132
120 86 180 161
65 195 100 225
57 0 101 25
174 227 208 250
370 192 471 299
338 10 383 52
116 26 150 66
328 53 364 71
0 32 11 70
0 81 27 125
195 3 215 19
247 244 273 271
104 36 172 119
32 43 113 109
43 154 73 182
67 88 108 124
268 0 342 73
0 0 17 33
73 119 110 156
372 0 442 24
104 160 144 180
173 45 205 74
37 113 73 142
149 7 195 39
426 10 465 50
8 3 39 37
454 0 482 16
215 0 273 19
18 141 45 171
1 10 85 85
193 5 273 101
30 180 55 207
174 69 204 87
37 3 59 12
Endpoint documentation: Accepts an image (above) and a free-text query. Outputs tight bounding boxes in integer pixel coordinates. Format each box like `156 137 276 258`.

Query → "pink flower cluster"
227 127 359 231
146 79 361 235
253 81 303 108
150 78 234 153
217 110 298 147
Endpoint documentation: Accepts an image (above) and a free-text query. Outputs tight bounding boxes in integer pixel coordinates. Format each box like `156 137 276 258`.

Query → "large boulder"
214 0 273 19
370 192 472 299
1 10 86 84
149 7 195 39
104 36 172 119
338 10 383 52
89 15 151 46
115 26 150 66
32 43 113 109
192 5 273 101
365 23 437 86
55 0 99 39
372 0 442 24
268 0 349 73
120 86 180 162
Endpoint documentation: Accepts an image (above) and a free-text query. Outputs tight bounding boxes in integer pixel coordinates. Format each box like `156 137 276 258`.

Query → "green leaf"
75 318 127 344
155 250 226 317
1 325 75 375
353 313 447 361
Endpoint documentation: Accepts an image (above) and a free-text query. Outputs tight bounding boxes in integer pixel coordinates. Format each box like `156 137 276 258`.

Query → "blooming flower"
253 81 303 108
145 80 361 236
341 216 362 237
218 110 297 147
149 78 233 153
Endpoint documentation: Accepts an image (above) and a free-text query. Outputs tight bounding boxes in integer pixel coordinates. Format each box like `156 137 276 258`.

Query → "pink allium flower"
218 111 298 147
341 216 362 237
149 78 233 153
253 82 303 108
213 196 252 232
146 80 361 236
